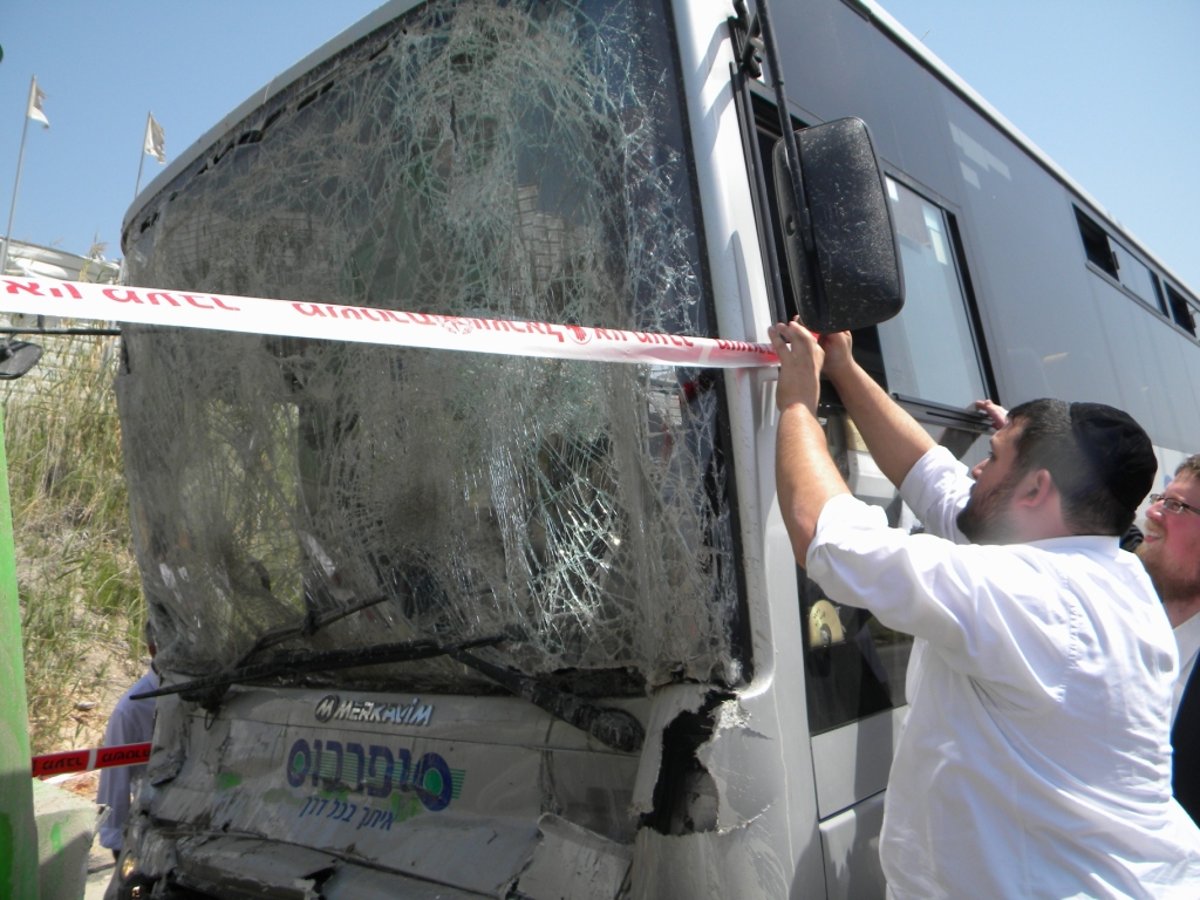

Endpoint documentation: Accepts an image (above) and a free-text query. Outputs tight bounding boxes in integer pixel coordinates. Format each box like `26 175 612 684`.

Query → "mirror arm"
732 0 821 324
752 0 815 261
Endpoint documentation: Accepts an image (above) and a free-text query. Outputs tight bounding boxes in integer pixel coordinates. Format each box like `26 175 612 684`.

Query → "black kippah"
1069 402 1156 513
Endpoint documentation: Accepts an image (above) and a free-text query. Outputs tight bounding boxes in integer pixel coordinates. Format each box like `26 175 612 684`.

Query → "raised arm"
769 320 850 563
819 331 935 489
974 398 1008 430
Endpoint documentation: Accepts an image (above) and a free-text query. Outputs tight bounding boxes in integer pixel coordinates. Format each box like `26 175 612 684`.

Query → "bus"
111 0 1200 896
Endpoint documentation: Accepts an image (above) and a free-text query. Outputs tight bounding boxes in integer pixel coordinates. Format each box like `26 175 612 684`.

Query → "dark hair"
1007 399 1156 535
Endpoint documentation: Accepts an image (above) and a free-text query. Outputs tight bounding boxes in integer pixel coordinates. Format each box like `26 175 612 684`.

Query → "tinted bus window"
1111 242 1166 313
878 178 986 409
1165 283 1198 336
800 180 990 735
1075 207 1118 277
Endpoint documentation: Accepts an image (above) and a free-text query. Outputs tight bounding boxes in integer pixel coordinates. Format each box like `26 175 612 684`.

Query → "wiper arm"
235 593 391 668
449 649 644 753
132 633 507 705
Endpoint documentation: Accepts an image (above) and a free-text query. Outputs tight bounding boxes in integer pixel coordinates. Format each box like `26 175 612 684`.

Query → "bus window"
1111 243 1166 314
1165 282 1198 337
1075 206 1170 315
799 478 912 736
1076 207 1118 278
799 411 990 735
797 180 990 734
877 178 987 409
747 113 989 734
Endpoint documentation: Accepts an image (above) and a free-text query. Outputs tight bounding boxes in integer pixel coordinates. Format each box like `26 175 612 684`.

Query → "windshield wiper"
132 633 508 706
234 592 391 668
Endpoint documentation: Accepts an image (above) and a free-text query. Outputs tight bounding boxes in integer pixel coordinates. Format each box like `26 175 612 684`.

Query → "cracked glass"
118 0 742 695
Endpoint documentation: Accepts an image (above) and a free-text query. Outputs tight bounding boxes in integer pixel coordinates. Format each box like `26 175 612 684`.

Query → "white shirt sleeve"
899 445 972 543
805 492 1073 708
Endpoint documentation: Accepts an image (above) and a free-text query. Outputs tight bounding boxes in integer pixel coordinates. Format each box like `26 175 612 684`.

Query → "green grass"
2 332 145 755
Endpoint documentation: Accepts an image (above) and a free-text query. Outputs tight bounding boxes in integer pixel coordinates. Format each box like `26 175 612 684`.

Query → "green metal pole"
0 405 37 898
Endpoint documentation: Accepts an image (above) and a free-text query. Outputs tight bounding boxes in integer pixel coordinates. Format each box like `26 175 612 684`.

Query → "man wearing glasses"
1138 458 1200 824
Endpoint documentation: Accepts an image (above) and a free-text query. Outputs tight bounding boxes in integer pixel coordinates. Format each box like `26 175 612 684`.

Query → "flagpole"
0 90 33 276
133 113 149 200
133 149 146 200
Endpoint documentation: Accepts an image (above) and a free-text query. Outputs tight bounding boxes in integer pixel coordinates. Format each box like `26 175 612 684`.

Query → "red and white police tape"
12 278 773 777
1 276 779 369
32 742 152 778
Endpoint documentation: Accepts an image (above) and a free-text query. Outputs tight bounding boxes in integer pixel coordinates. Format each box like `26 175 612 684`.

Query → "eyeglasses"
1149 493 1200 516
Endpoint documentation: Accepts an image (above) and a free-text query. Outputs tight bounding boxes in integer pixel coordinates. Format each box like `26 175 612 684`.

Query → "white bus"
112 1 1200 896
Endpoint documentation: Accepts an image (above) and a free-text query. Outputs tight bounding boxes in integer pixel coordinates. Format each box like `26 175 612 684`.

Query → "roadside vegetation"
2 331 144 755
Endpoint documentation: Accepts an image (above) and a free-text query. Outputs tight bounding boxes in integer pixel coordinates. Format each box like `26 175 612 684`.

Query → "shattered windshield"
118 0 742 694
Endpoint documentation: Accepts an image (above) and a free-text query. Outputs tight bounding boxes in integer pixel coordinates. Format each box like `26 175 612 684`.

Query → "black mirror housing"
773 117 904 332
0 340 43 380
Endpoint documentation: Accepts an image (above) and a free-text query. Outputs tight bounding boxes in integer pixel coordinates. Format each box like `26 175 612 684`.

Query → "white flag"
27 76 49 128
143 112 165 163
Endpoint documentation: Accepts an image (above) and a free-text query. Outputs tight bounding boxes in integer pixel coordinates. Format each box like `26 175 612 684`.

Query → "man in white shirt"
1137 455 1200 824
768 321 1200 898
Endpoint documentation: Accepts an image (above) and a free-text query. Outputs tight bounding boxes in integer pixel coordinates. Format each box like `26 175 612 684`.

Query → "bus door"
743 92 995 895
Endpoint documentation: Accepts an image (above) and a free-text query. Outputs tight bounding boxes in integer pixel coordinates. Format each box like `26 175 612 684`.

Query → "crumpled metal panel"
324 864 492 899
171 836 337 898
509 813 631 899
133 685 645 895
165 833 497 898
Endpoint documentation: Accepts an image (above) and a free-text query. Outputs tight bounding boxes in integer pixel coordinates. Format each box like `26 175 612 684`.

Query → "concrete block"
32 777 100 900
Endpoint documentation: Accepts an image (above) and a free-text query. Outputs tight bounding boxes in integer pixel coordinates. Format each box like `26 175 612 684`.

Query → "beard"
1137 539 1200 604
957 471 1021 544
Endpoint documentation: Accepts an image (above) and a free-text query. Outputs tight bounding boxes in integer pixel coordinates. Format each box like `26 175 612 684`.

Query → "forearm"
776 403 850 565
826 358 934 488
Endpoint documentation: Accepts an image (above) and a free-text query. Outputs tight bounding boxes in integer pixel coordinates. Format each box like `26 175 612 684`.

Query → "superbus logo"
314 694 433 727
285 738 458 812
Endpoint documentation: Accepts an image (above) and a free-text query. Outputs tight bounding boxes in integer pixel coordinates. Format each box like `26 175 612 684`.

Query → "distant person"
1137 455 1200 824
768 321 1200 896
96 621 159 859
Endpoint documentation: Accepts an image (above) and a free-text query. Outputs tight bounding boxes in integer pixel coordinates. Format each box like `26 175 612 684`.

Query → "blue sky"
0 1 381 260
2 1 1198 292
881 0 1200 294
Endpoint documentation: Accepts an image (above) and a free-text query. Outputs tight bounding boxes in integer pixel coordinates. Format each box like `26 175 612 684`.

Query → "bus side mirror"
773 117 904 332
0 340 42 380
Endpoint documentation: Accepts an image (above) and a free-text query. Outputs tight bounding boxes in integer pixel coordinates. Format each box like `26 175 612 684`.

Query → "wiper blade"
235 593 391 668
132 633 507 704
450 649 644 753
